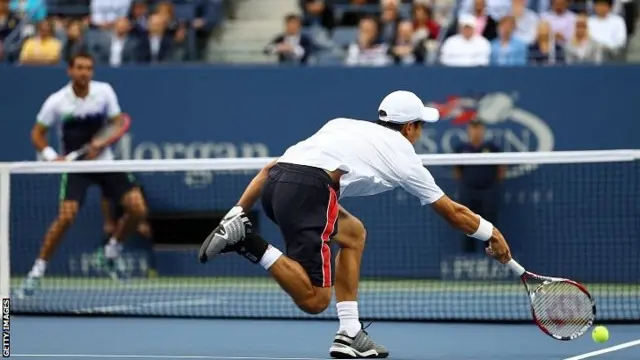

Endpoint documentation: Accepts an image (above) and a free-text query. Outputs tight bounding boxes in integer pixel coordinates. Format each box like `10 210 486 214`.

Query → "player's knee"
297 291 331 314
340 219 367 252
126 201 147 220
57 205 78 225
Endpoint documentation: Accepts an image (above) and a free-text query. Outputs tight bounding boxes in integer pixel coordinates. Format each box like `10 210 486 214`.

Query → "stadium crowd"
0 0 223 64
267 0 636 65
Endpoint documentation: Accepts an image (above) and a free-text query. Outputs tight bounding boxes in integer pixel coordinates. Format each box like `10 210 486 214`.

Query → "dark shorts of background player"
261 163 339 288
60 172 136 206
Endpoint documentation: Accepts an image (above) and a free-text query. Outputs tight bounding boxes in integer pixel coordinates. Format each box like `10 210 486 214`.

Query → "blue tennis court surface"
9 317 640 360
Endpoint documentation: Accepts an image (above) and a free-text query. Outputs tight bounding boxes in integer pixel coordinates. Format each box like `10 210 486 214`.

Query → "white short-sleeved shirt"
36 81 121 160
91 0 132 26
277 118 445 205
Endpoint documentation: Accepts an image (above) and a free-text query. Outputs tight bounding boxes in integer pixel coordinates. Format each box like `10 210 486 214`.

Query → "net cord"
0 166 10 300
4 149 640 175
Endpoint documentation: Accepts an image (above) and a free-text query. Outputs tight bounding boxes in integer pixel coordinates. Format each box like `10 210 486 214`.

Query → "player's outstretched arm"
236 159 278 210
431 195 511 263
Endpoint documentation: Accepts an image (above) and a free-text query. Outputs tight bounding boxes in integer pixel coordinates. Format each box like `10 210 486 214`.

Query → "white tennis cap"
378 90 439 124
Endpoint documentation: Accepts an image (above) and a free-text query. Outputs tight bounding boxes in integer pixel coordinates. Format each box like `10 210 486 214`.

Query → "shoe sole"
198 225 231 263
329 345 389 359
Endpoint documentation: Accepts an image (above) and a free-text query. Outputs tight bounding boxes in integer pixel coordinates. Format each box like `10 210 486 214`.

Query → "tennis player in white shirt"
199 90 513 359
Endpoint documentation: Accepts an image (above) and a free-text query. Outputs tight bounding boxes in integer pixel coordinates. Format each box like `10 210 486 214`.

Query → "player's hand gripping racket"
507 259 596 341
66 114 131 161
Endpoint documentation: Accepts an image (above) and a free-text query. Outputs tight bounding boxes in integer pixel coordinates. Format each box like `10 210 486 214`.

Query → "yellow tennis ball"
592 326 609 343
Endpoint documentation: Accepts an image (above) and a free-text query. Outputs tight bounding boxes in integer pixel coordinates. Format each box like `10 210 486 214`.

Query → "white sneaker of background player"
104 242 123 259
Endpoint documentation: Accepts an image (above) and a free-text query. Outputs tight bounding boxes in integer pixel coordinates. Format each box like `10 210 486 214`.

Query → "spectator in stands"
62 19 88 63
388 20 425 65
379 0 402 43
454 119 505 254
91 0 132 29
340 0 377 27
345 15 390 66
299 0 335 33
138 13 173 63
264 13 313 65
491 16 527 65
412 3 440 41
155 1 187 60
9 0 46 22
0 0 19 43
528 20 565 64
19 19 61 65
440 14 491 67
128 0 149 39
588 0 627 60
565 14 603 63
512 0 539 45
448 0 498 41
90 17 138 66
541 0 576 44
458 0 510 24
192 0 219 61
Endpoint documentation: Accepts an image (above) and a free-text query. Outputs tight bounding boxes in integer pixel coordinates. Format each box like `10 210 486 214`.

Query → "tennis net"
1 150 639 322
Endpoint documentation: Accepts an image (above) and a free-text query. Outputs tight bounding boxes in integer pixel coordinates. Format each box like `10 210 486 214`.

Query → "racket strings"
532 281 593 337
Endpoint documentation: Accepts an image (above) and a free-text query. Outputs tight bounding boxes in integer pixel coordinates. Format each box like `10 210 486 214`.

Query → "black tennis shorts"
60 172 136 205
261 163 339 288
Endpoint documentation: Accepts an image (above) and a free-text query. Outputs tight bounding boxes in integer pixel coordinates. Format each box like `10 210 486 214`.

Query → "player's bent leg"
18 201 80 297
266 252 332 314
330 206 388 359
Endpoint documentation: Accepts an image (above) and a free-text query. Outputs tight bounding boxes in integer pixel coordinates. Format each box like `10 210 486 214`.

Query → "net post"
0 164 10 300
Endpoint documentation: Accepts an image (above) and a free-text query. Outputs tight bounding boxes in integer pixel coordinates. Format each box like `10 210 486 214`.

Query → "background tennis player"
95 186 157 278
200 90 512 359
17 53 147 297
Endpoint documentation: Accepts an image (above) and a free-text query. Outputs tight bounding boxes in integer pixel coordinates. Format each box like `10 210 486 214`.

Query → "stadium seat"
332 27 358 46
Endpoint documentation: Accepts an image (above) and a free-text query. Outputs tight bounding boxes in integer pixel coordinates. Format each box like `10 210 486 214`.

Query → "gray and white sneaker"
199 206 252 263
329 328 389 359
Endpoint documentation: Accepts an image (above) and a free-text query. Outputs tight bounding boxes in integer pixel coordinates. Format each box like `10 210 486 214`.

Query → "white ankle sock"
104 237 122 259
337 301 361 337
259 245 282 270
29 259 47 277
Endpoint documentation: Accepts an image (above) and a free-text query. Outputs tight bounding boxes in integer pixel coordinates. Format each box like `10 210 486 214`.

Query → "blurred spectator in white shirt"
588 0 626 58
565 14 603 64
541 0 576 43
380 0 402 43
388 20 426 65
91 0 132 30
345 16 390 66
440 14 491 67
512 0 539 45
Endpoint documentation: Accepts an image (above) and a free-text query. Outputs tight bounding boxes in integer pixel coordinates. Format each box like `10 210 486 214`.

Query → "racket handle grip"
507 259 526 276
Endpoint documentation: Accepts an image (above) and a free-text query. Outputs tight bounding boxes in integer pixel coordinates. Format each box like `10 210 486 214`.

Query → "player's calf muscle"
268 256 331 314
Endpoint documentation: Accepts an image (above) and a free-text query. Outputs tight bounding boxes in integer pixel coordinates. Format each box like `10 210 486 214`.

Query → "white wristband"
41 147 59 161
467 216 493 241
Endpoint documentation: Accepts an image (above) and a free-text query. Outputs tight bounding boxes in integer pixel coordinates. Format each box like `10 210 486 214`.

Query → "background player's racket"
507 259 596 341
66 114 131 161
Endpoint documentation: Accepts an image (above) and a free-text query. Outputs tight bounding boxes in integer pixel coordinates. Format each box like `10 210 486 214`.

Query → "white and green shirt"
36 81 121 160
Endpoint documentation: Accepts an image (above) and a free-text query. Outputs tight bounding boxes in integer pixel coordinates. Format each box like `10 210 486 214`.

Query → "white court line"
563 339 640 360
11 355 328 360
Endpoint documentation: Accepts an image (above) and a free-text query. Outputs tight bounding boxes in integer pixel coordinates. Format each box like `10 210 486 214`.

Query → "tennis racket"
507 259 596 341
66 114 131 161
